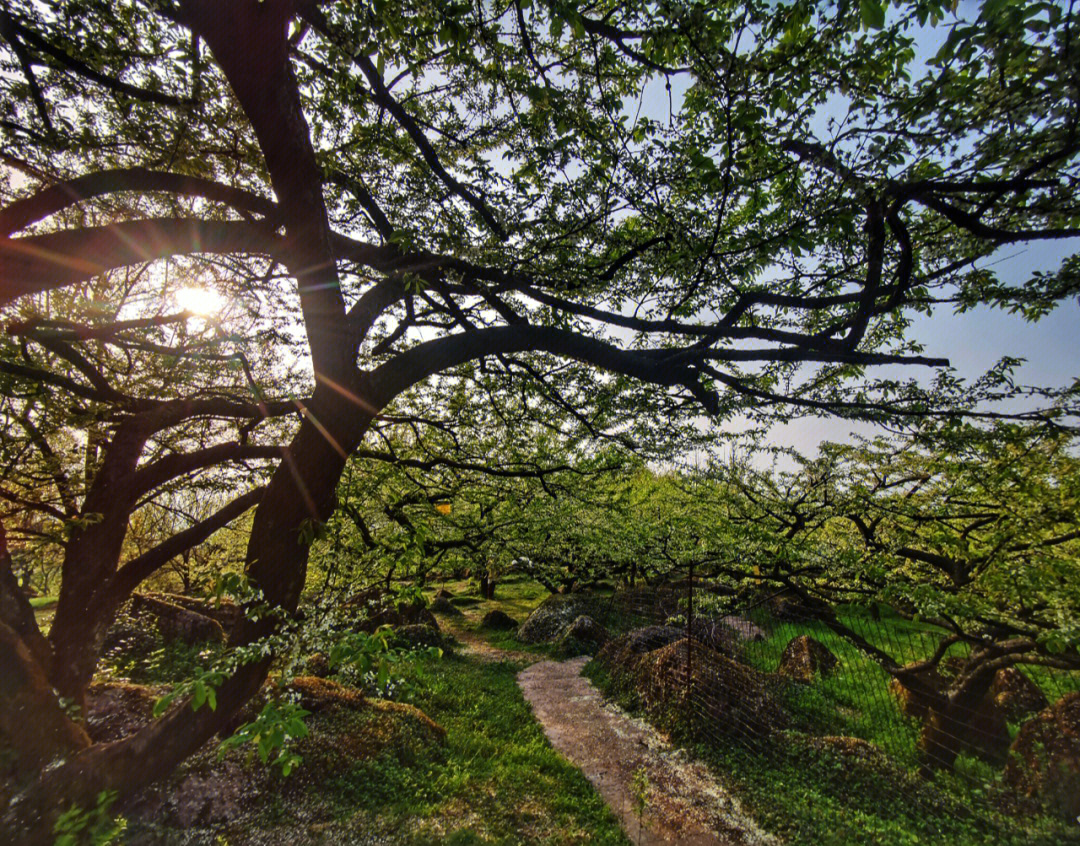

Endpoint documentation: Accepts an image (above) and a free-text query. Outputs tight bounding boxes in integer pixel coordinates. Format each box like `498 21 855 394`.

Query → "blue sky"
628 8 1080 459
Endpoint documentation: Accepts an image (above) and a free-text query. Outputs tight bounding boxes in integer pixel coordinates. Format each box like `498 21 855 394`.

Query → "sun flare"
175 286 225 316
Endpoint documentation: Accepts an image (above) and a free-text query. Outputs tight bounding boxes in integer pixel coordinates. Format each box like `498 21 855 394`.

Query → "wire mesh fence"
574 571 1080 839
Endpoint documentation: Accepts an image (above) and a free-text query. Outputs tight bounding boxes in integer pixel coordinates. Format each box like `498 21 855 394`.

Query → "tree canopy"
1 0 1078 839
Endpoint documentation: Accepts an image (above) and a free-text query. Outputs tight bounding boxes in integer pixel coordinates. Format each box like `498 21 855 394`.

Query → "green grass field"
343 652 628 845
118 577 626 844
584 595 1080 846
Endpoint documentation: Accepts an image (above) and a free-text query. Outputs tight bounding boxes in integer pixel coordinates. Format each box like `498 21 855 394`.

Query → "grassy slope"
342 653 628 845
104 576 626 845
585 598 1080 846
335 575 625 843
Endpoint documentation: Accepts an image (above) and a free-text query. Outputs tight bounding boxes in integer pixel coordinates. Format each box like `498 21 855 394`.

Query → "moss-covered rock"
516 593 605 643
429 595 462 616
480 609 518 630
596 625 682 670
1003 692 1080 822
553 615 609 657
634 638 787 738
124 676 444 834
392 623 451 651
777 635 838 683
129 593 226 645
143 592 242 635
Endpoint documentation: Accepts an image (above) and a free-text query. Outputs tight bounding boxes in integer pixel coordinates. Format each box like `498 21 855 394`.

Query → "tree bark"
918 655 1007 771
0 620 90 783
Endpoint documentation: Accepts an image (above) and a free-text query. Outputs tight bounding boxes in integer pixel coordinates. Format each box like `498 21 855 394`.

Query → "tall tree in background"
0 0 1078 837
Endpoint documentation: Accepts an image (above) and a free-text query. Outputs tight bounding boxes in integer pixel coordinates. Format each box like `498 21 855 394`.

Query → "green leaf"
859 0 886 29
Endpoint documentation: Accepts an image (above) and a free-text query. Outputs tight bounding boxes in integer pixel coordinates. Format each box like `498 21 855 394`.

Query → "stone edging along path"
439 616 774 845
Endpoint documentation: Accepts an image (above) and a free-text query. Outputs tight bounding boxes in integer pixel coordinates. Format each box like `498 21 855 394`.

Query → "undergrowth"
331 652 628 844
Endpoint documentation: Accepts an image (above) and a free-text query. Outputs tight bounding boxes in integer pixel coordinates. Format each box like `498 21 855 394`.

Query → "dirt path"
518 658 776 846
438 615 539 663
433 611 773 845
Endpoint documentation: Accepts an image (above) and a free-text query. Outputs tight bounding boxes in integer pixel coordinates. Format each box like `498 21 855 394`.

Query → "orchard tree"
312 395 635 598
723 421 1080 771
0 0 1079 838
828 423 1080 770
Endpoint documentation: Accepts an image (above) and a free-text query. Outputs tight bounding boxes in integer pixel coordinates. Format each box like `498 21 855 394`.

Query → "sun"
174 286 225 316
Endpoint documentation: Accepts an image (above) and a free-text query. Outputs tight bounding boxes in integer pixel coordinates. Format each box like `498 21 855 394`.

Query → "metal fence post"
686 561 694 717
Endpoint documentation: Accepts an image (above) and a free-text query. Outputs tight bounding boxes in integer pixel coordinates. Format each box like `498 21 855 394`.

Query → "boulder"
777 635 838 683
595 625 684 700
715 615 766 643
480 609 518 630
517 593 604 643
1003 692 1080 821
360 600 438 632
392 623 449 650
126 677 445 833
634 638 787 738
130 593 226 645
554 615 609 656
991 667 1048 723
429 595 462 616
145 592 242 634
689 617 743 655
596 625 684 676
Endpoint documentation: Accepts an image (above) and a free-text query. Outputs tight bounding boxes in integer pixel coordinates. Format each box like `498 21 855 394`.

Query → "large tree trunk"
47 417 154 706
3 3 369 840
3 411 370 843
0 620 90 782
0 524 52 673
918 659 1001 772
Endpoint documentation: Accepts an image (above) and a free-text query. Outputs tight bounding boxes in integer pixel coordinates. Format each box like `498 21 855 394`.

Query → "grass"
28 594 58 608
426 574 560 656
735 604 1080 767
112 578 628 845
583 597 1080 846
426 572 551 623
102 575 1080 844
314 651 628 844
